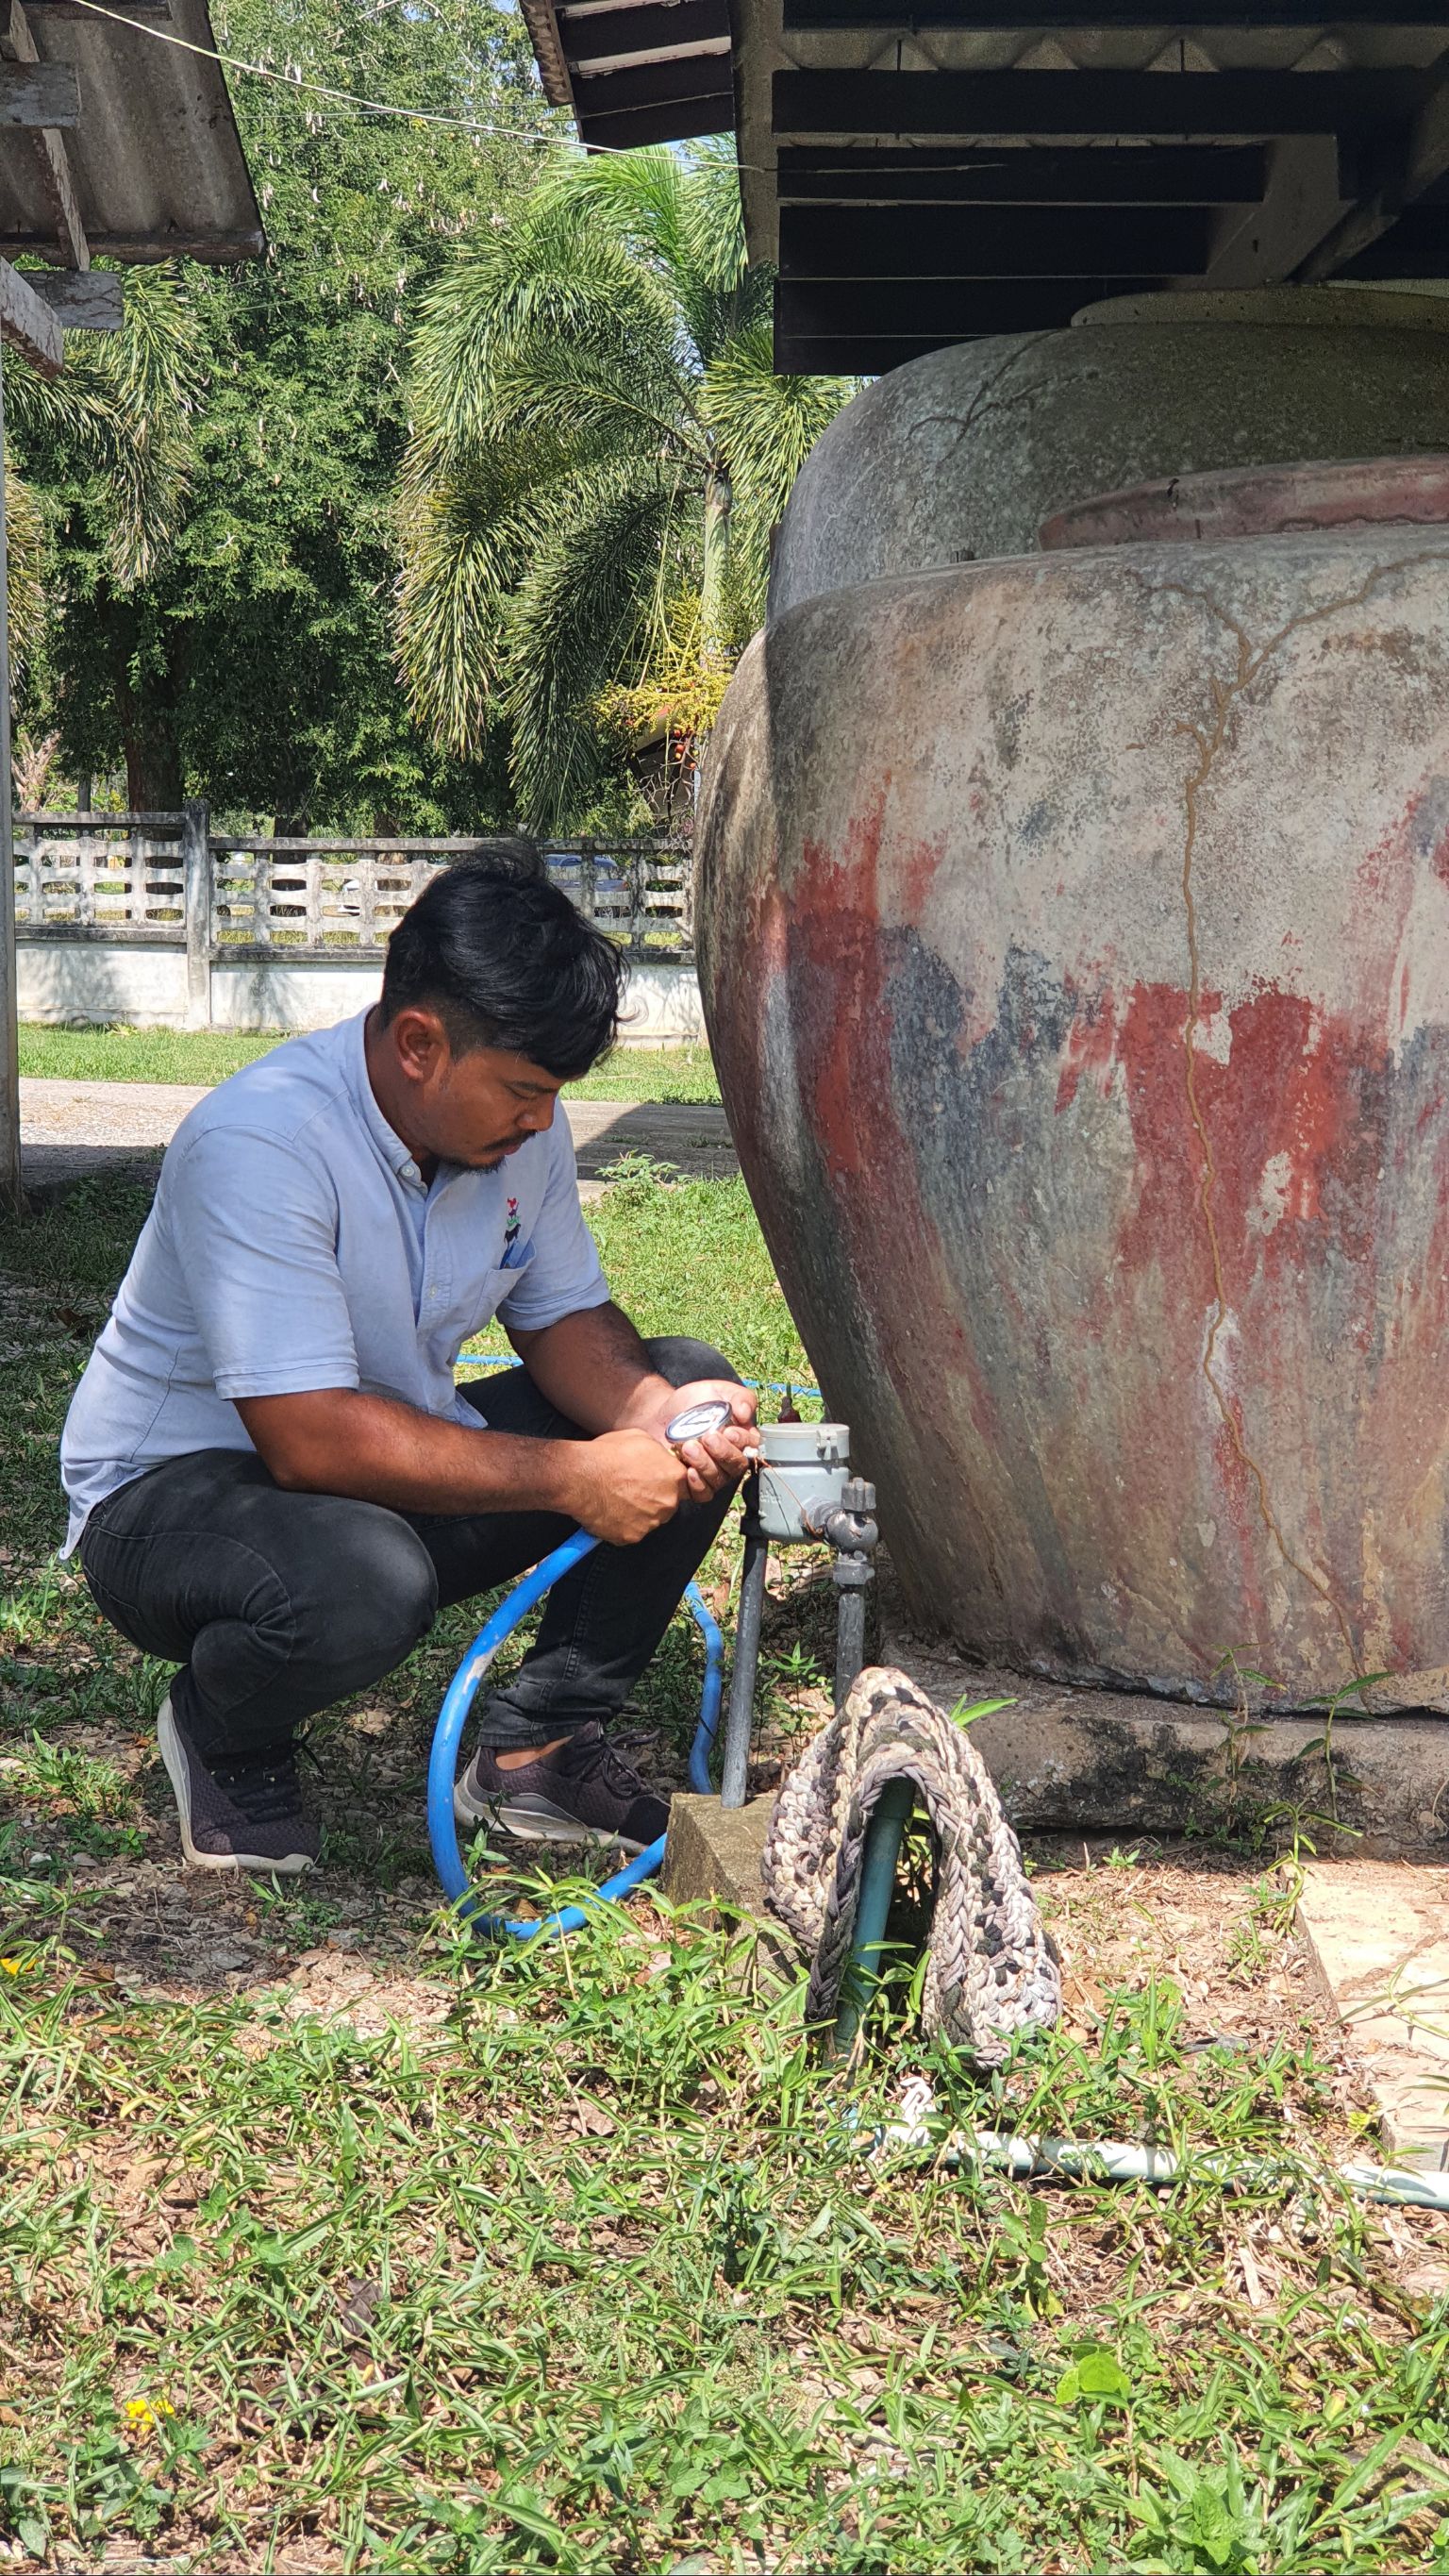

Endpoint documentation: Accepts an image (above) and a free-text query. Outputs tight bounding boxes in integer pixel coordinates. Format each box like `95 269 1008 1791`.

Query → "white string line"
61 0 756 166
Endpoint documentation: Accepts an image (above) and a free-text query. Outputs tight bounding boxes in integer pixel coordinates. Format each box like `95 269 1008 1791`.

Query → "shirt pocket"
457 1263 533 1344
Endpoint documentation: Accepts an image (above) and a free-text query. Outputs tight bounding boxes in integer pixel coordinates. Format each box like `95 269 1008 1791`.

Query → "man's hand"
632 1376 760 1502
568 1430 691 1545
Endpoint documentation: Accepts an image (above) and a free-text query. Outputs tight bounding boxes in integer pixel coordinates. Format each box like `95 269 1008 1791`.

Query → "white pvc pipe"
873 2109 1449 2210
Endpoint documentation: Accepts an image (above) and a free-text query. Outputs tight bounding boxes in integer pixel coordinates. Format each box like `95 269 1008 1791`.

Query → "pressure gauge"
665 1397 735 1446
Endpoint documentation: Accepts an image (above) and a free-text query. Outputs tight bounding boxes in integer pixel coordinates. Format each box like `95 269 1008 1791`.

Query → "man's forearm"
238 1387 584 1517
509 1301 673 1435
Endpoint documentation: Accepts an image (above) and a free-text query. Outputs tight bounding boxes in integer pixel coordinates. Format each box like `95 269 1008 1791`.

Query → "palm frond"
408 212 682 475
4 466 46 682
482 337 702 469
502 465 683 830
394 441 538 756
703 321 857 536
70 265 206 584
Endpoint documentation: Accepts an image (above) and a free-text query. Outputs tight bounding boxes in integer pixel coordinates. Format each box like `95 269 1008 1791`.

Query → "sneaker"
158 1696 319 1875
454 1722 669 1855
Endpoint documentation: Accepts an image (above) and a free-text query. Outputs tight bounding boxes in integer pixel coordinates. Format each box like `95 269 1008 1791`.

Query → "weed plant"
1 1172 1447 2568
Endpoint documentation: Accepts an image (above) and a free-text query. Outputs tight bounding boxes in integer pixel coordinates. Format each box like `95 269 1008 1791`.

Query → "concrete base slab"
1295 1862 1449 2168
882 1617 1449 1853
661 1791 777 1929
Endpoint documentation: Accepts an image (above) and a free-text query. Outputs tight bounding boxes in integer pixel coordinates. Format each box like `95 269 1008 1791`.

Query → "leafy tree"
13 0 554 823
395 143 854 831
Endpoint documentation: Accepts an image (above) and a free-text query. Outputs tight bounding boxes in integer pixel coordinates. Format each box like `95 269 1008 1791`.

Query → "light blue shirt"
59 1010 610 1552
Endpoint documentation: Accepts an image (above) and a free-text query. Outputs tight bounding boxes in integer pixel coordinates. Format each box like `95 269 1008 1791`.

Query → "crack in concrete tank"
905 332 1072 467
1135 547 1449 1681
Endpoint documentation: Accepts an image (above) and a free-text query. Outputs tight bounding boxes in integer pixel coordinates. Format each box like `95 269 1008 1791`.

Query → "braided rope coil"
760 1665 1062 2066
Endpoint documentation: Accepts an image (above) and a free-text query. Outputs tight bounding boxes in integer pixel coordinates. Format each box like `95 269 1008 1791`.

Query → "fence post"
182 799 211 1029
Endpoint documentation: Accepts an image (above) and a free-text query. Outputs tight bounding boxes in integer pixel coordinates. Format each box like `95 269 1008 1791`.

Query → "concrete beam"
0 254 62 374
25 269 122 327
0 57 77 122
1300 64 1449 281
1199 134 1347 292
2 0 86 268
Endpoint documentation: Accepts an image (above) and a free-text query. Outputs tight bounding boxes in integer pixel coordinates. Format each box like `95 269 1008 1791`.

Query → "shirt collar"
344 1008 428 1192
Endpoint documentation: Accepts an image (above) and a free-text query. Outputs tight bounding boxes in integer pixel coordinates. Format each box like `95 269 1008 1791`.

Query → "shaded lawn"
17 1024 722 1105
1 1177 1447 2571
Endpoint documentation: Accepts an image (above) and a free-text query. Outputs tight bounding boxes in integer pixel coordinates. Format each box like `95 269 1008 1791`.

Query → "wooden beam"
779 199 1211 275
776 328 1012 370
783 0 1449 23
0 58 78 123
775 273 1169 338
776 143 1270 205
0 228 265 260
772 67 1431 142
22 0 171 15
25 268 121 326
2 0 86 268
0 255 62 374
577 92 733 145
573 49 736 112
1299 62 1449 278
558 0 729 68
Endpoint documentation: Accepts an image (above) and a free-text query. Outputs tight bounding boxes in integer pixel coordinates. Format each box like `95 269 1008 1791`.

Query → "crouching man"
59 860 756 1875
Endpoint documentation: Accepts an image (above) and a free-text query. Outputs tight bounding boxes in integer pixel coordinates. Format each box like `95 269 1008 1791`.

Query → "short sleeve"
495 1124 610 1332
164 1124 360 1399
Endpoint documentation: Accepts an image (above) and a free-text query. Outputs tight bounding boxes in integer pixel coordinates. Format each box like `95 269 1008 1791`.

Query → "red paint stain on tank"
791 801 890 1186
1109 979 1216 1303
899 833 945 917
789 814 1015 1469
1208 990 1380 1277
1055 985 1121 1113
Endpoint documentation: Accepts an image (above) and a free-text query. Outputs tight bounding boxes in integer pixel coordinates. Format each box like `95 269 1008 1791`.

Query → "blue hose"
427 1531 724 1940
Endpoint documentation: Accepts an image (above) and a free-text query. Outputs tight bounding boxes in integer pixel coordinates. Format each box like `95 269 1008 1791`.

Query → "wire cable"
62 0 750 166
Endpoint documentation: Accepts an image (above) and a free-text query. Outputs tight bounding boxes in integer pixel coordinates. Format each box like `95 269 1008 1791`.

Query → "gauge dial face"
665 1397 734 1445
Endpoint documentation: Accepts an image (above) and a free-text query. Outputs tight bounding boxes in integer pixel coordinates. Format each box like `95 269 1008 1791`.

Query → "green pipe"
834 1775 915 2052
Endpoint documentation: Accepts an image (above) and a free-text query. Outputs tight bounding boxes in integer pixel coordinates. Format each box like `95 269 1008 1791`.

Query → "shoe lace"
574 1732 651 1801
213 1746 303 1825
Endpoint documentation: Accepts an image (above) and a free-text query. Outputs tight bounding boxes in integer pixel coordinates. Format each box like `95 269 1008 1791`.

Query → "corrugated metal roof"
0 0 262 264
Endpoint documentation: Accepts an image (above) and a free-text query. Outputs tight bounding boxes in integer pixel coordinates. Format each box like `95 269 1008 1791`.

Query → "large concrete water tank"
699 293 1449 1708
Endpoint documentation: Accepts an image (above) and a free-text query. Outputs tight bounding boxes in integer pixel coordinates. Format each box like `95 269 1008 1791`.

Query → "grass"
2 1173 1448 2569
17 1023 722 1105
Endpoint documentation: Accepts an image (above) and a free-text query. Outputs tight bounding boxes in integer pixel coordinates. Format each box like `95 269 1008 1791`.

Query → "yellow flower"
125 2397 175 2434
0 1957 27 1975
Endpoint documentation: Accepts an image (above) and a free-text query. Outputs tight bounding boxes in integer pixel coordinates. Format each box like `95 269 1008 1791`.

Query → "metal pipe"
832 1775 915 2053
721 1478 767 1809
835 1581 867 1709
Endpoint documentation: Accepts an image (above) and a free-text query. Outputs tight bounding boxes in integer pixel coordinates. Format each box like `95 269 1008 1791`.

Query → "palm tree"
4 263 204 693
395 142 854 830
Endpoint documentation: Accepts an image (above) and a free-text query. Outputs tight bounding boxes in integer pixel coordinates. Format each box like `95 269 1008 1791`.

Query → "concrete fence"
12 808 706 1044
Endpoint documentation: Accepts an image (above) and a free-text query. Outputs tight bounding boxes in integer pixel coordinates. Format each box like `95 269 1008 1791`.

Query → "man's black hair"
381 858 624 1079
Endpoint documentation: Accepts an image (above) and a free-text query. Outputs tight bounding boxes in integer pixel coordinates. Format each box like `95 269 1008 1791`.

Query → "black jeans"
78 1338 739 1764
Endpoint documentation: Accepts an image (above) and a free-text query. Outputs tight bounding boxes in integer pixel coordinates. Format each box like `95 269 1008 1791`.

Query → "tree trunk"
121 706 184 811
701 461 733 651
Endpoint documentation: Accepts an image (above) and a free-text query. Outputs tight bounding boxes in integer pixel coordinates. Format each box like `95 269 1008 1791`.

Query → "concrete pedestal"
660 1790 774 1925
